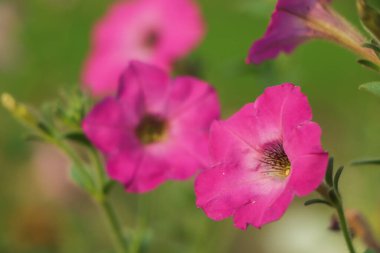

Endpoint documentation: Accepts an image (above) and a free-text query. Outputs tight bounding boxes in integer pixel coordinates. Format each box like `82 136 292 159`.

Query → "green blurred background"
1 0 380 252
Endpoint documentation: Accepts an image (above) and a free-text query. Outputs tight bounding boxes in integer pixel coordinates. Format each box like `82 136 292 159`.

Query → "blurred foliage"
1 0 380 252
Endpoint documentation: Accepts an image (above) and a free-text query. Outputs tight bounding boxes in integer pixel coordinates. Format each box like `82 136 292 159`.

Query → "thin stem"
336 201 356 253
98 200 129 253
91 148 108 189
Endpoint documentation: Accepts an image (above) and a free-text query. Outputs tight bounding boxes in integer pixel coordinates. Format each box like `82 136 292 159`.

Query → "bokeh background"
1 0 380 252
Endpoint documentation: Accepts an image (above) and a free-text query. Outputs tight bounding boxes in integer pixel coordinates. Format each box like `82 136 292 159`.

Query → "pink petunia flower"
195 84 328 229
82 0 204 96
247 0 367 64
83 61 220 193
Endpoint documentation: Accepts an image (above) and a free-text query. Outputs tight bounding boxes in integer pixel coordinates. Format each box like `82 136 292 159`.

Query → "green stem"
91 149 129 253
336 201 356 253
91 148 108 189
98 200 129 253
317 183 356 253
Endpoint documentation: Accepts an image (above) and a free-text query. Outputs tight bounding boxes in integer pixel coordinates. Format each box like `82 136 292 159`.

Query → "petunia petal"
82 97 139 155
253 83 311 136
118 60 170 115
288 152 328 196
82 0 204 96
247 0 334 64
196 162 292 229
233 187 294 229
247 7 314 64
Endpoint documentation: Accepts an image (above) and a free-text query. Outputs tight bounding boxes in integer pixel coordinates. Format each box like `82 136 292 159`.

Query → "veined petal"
195 83 327 229
233 187 294 229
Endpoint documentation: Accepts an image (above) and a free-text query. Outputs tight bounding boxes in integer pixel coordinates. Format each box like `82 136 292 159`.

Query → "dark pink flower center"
260 141 291 178
142 29 160 50
135 114 167 144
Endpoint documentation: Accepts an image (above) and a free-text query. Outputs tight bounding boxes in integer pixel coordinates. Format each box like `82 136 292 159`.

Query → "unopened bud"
1 92 38 126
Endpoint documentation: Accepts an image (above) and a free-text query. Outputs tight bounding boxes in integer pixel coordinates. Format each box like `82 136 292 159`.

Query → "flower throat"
260 141 291 178
135 114 167 144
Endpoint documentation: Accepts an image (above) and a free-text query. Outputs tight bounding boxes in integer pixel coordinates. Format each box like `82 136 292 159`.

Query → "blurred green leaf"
304 199 332 207
70 165 95 194
326 157 334 186
359 81 380 96
358 59 380 72
352 158 380 165
103 180 117 195
364 249 376 253
333 166 344 197
64 132 92 147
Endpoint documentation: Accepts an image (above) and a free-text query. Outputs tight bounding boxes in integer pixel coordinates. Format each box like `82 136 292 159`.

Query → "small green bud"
1 93 38 126
357 0 380 42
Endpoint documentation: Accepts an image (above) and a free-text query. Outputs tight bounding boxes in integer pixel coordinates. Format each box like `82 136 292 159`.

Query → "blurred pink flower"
247 0 365 64
82 0 204 96
83 61 220 193
195 84 328 230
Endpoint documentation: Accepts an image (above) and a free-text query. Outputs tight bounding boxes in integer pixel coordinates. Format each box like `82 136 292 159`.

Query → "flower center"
260 141 291 178
142 29 160 50
135 114 167 144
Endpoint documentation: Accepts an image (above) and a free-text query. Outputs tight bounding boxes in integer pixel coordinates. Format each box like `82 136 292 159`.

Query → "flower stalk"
317 179 356 253
335 198 356 253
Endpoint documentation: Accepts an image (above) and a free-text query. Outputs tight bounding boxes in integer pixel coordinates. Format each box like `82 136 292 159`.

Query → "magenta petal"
107 150 168 193
233 188 294 229
289 153 328 196
247 0 337 64
196 162 294 229
208 119 259 165
106 149 144 191
81 0 204 96
247 9 313 64
195 164 260 222
82 98 139 155
118 61 170 115
254 83 311 135
286 122 328 196
195 83 328 229
285 121 325 158
166 77 220 125
84 61 220 193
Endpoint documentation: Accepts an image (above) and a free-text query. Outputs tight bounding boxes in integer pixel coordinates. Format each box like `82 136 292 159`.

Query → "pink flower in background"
82 0 204 96
83 61 220 193
195 84 328 229
247 0 365 64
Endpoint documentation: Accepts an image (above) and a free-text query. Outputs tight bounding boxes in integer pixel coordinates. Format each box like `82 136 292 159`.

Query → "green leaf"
364 249 376 253
328 189 340 206
359 81 380 97
352 158 380 166
333 166 344 197
70 165 95 194
304 199 332 207
358 59 380 72
24 134 44 142
103 180 117 195
325 157 334 186
64 132 92 147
